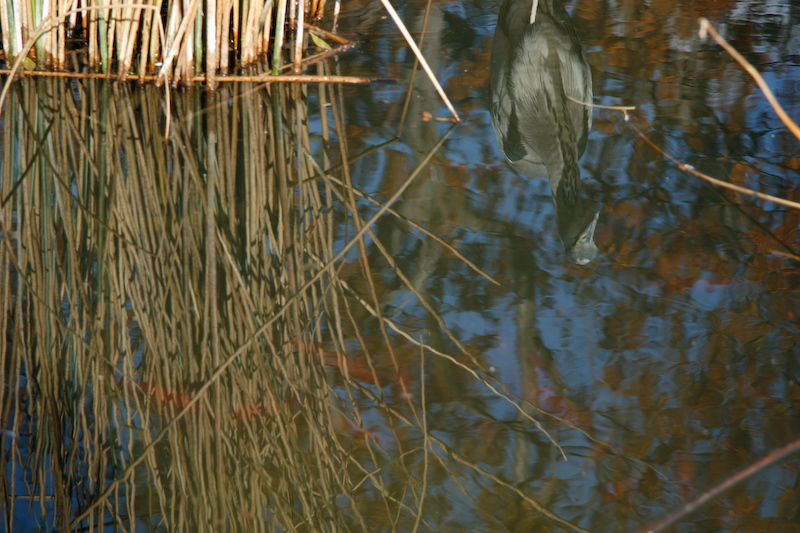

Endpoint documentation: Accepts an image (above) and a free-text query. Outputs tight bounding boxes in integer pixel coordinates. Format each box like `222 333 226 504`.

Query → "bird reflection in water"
490 0 599 264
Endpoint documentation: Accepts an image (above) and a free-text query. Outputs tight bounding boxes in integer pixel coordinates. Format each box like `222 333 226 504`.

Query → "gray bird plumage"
490 0 599 265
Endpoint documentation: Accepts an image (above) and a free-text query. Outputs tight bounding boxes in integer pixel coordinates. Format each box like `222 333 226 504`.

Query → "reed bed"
0 0 329 85
0 0 458 122
0 68 572 531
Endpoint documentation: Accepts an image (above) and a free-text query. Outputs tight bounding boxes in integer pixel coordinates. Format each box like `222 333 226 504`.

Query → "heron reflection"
490 0 599 264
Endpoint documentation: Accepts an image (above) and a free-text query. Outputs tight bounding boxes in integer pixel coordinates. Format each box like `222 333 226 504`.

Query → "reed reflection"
490 0 599 264
1 74 525 532
0 77 422 531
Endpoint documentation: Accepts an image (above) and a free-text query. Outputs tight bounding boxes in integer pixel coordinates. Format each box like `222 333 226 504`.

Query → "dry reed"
0 0 459 124
0 0 331 85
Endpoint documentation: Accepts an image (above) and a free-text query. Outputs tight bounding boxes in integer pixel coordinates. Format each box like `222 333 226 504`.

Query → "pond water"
334 0 800 529
2 0 800 531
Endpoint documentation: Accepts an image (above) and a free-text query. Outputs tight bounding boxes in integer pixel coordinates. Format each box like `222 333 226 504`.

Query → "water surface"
2 0 800 531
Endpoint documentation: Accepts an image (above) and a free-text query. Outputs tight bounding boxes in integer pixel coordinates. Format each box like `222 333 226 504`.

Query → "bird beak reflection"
566 211 599 266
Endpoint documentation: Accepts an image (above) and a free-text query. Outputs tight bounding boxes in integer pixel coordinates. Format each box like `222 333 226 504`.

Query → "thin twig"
327 267 565 459
411 341 429 533
396 0 433 137
301 146 500 286
625 113 800 211
377 0 460 122
304 22 351 45
566 95 636 111
349 378 584 532
278 41 357 73
699 18 800 141
0 69 397 84
641 437 800 533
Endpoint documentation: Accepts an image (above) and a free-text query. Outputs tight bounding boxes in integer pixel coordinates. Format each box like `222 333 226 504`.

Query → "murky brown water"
2 0 800 531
